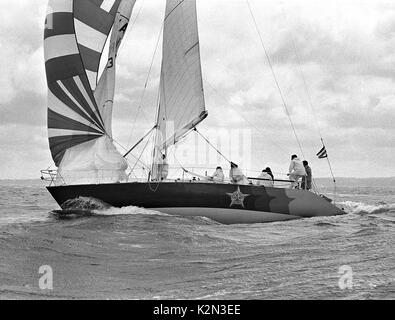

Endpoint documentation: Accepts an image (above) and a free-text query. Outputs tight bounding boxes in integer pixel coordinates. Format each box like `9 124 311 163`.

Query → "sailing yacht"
42 0 345 224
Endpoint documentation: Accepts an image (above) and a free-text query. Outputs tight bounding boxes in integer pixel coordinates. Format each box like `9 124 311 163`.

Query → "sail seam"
164 0 185 21
185 41 199 55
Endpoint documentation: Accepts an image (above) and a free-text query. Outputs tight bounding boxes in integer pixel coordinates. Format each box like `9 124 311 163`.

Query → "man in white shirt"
287 155 306 189
256 169 274 187
211 167 225 183
229 162 250 185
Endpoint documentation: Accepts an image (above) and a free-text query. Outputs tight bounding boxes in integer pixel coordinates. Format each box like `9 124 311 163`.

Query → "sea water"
0 179 394 299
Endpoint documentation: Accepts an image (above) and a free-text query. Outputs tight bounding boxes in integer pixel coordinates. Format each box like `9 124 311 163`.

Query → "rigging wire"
280 4 337 198
123 125 157 158
129 132 152 175
171 149 189 174
111 135 150 170
246 0 305 159
279 4 323 139
322 138 337 203
205 80 290 156
290 36 323 138
170 149 212 182
193 128 232 165
126 22 164 149
128 0 145 31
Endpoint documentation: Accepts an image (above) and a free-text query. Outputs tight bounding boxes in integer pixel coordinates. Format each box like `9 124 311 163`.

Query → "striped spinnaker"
44 0 125 166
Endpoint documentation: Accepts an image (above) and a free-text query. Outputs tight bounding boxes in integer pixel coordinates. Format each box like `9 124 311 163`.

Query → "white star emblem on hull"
226 186 250 208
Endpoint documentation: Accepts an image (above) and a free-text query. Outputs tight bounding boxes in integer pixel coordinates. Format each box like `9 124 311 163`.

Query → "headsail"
154 0 207 154
94 0 137 134
44 0 135 184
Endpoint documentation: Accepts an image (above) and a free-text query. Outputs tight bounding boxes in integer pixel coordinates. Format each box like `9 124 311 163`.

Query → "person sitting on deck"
210 166 225 183
265 167 274 181
287 155 306 189
256 167 274 187
301 160 312 191
229 162 250 185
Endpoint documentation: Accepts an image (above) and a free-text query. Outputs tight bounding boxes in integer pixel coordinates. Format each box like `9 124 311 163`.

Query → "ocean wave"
55 196 222 222
340 200 395 215
0 215 48 226
61 196 110 211
52 196 168 219
94 205 169 217
313 222 337 227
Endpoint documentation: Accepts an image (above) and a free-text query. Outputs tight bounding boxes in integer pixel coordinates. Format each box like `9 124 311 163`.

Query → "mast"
151 0 207 181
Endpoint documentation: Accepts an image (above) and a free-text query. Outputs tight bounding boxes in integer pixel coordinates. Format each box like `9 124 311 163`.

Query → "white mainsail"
44 0 136 185
152 0 207 179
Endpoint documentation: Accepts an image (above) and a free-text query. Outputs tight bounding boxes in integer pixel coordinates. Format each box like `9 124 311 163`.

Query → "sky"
0 0 395 179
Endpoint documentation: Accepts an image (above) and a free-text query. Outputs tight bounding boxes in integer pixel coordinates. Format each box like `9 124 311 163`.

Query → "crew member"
301 160 312 191
256 168 274 187
211 166 225 183
229 162 250 185
287 155 306 189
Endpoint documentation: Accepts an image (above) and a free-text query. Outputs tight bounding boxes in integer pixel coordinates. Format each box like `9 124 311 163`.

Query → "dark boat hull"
47 182 345 224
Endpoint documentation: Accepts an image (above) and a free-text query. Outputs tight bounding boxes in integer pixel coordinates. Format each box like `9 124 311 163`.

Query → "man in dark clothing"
301 160 312 190
265 167 274 181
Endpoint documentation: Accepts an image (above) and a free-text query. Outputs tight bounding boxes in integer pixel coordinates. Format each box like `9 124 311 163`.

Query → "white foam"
340 201 395 215
195 290 232 299
94 206 169 217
